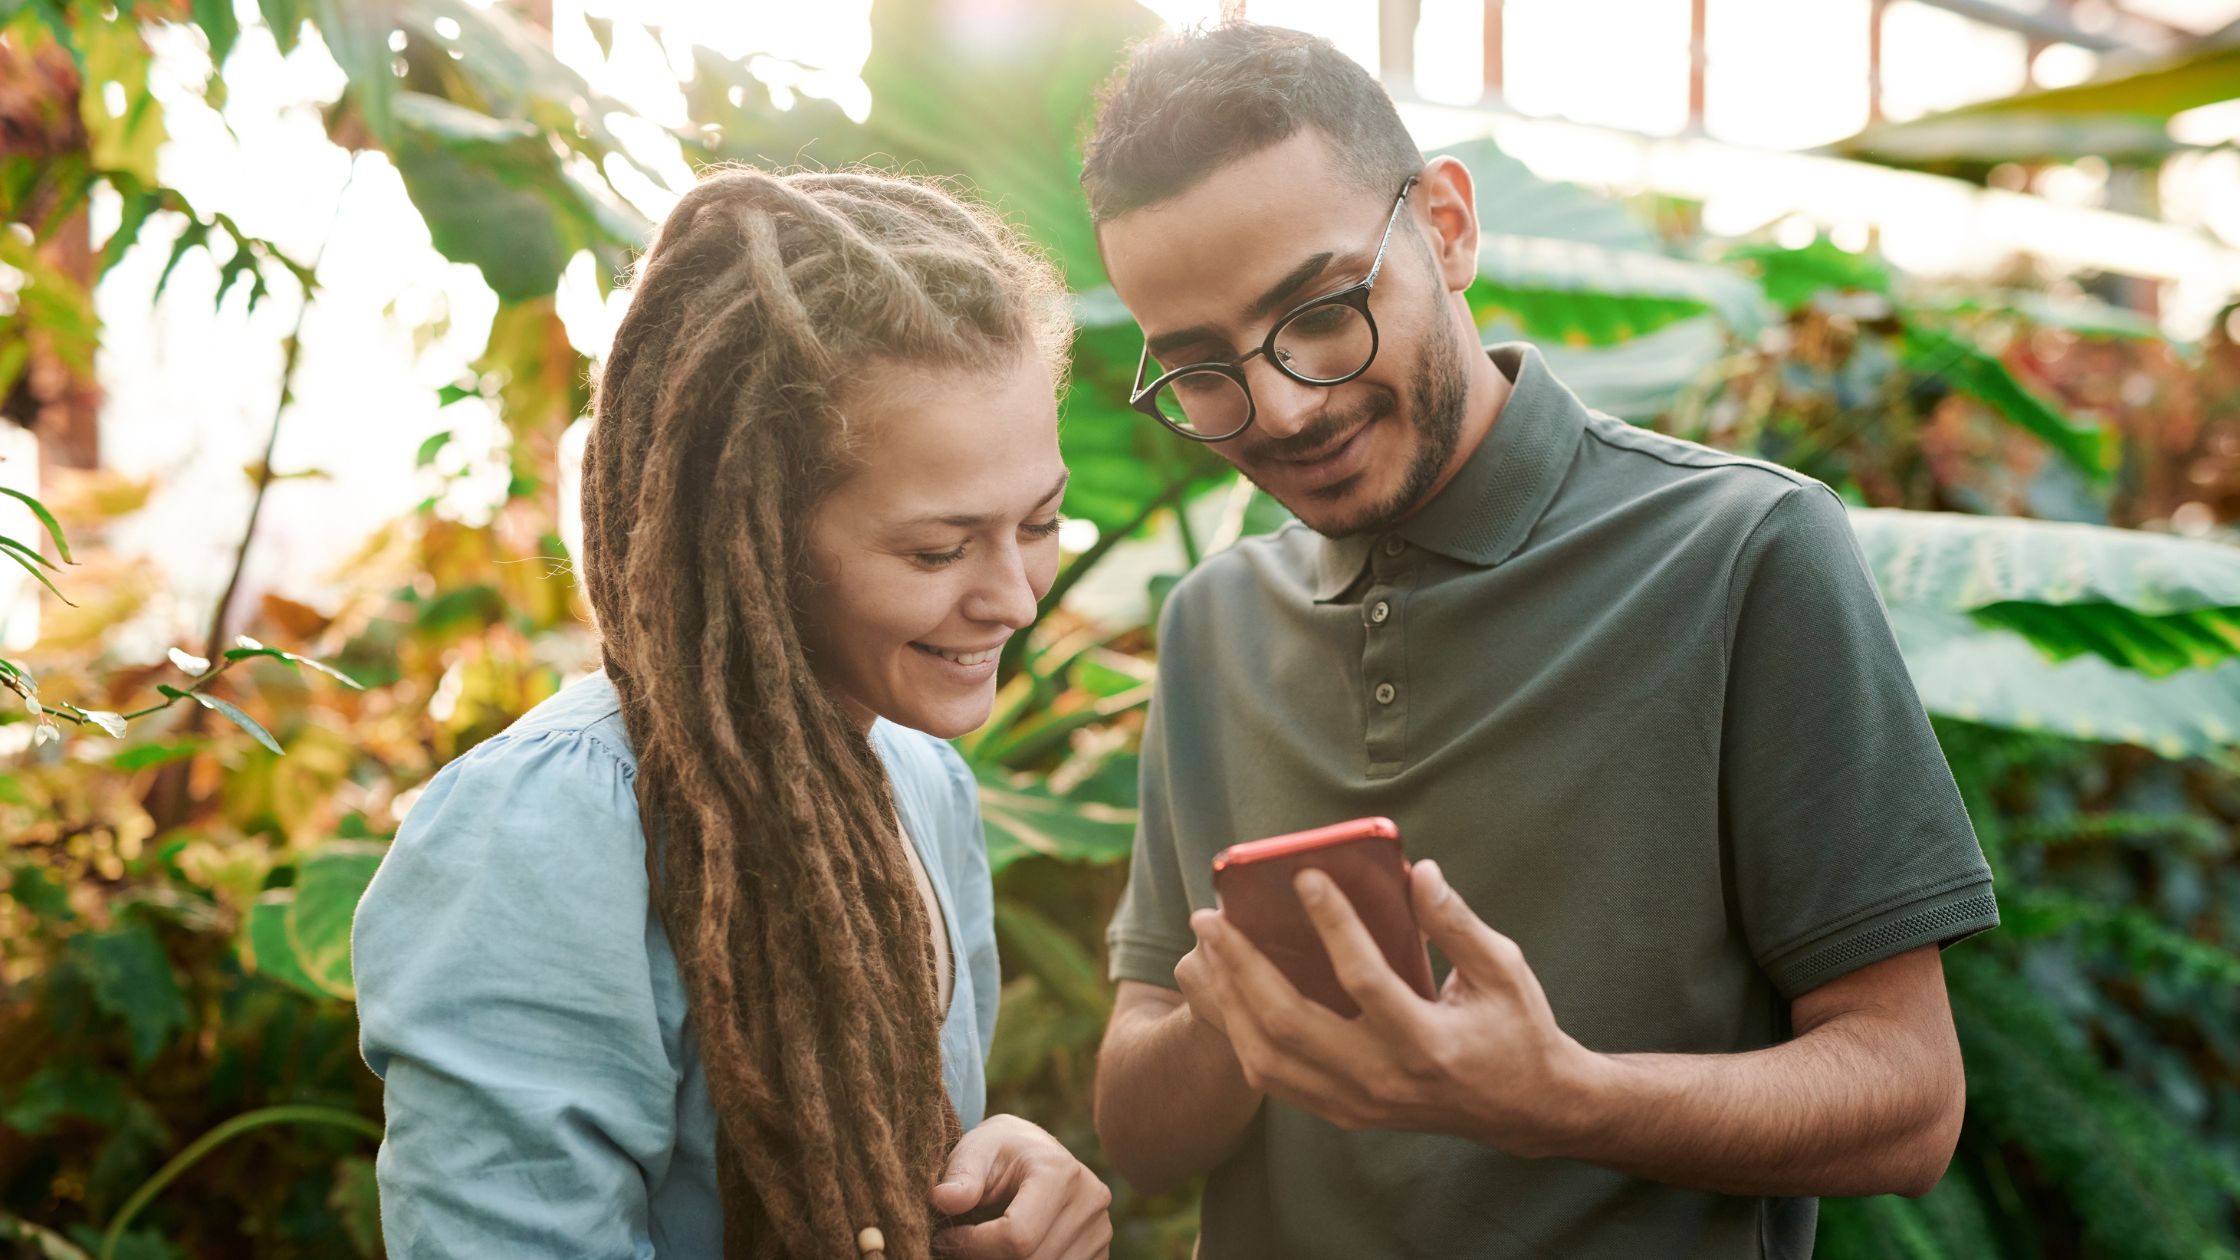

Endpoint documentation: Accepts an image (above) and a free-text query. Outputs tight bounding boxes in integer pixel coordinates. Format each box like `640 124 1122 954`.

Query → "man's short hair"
1080 22 1426 224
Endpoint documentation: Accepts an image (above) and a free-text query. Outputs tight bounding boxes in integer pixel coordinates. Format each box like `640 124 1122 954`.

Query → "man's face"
1100 130 1471 537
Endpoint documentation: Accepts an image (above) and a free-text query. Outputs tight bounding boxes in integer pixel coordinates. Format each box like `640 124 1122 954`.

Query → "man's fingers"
1411 859 1524 988
1195 911 1365 1095
1294 869 1423 1023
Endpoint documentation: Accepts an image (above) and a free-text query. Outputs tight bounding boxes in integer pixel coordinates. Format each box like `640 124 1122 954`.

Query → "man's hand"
1186 858 1591 1154
931 1114 1112 1260
1172 941 1230 1037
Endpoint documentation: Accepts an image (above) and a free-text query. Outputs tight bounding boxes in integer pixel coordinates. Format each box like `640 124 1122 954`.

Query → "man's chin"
1268 474 1406 539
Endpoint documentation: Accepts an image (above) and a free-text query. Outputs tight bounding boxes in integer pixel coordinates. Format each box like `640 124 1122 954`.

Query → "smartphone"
1210 817 1436 1018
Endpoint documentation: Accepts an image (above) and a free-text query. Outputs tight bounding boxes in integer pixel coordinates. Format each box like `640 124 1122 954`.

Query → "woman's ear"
1415 155 1480 294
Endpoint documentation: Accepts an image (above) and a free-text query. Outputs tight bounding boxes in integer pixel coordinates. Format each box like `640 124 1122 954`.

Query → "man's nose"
1241 352 1326 441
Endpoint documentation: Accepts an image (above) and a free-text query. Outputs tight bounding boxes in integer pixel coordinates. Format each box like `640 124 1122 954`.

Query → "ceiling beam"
1909 0 2141 52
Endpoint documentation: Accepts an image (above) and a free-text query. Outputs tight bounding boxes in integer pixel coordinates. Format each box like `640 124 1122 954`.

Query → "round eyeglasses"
1128 175 1419 442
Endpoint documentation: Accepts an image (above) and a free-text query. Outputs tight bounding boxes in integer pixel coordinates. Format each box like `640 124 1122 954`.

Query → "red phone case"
1211 817 1436 1018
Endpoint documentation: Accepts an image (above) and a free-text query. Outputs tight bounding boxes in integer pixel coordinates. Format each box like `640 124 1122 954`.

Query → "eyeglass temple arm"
1363 175 1421 288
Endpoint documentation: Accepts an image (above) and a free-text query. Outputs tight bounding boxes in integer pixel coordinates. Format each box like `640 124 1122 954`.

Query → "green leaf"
1468 235 1771 347
69 918 190 1067
971 761 1135 873
183 690 283 755
1898 325 2113 479
1432 137 1662 251
0 532 57 570
1496 315 1727 422
191 0 240 67
1891 604 2240 758
1723 236 1893 311
329 1155 383 1258
0 534 74 605
256 0 306 53
1947 952 2240 1259
243 890 330 1001
581 13 614 58
992 897 1110 1018
1852 507 2240 675
413 429 452 468
0 1210 95 1260
284 840 387 1000
109 739 205 771
78 14 167 186
0 486 73 563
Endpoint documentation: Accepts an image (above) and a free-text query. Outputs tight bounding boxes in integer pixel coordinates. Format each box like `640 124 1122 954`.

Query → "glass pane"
1156 370 1251 438
1272 301 1374 383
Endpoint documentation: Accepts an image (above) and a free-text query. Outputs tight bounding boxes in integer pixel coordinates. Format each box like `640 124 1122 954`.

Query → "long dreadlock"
578 166 1068 1260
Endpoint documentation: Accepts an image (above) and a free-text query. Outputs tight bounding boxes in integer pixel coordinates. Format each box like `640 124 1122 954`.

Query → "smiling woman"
349 166 1114 1260
800 359 1069 740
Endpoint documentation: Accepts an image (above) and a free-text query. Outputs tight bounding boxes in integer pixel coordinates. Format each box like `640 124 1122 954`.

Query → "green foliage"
5 0 2238 1257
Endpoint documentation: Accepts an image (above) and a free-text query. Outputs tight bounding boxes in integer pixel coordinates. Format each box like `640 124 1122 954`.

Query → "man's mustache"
1237 387 1397 463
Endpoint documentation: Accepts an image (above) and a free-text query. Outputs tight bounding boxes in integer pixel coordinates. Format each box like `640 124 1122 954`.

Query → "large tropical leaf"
1431 137 1662 252
1468 235 1770 347
1897 325 2115 480
1889 604 2240 759
971 759 1136 873
1832 36 2240 172
1853 507 2240 675
1494 315 1728 422
278 840 388 1001
686 0 1155 290
1724 236 1893 311
1433 137 1772 346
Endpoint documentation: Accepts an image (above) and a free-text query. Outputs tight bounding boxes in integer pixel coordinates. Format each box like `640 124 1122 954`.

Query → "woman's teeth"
916 644 998 666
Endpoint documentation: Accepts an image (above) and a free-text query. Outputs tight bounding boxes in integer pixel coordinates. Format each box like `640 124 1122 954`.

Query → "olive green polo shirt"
1107 343 1998 1259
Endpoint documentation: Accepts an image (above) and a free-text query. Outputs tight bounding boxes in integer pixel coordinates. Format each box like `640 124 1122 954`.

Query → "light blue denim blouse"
353 671 999 1258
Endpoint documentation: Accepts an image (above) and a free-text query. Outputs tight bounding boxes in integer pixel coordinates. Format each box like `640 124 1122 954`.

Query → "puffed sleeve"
353 728 677 1259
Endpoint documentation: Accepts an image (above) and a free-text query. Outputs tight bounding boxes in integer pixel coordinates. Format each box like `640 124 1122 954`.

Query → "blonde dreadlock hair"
579 167 1068 1259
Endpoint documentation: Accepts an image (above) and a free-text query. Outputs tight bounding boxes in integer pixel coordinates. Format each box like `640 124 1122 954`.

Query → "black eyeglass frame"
1127 174 1422 443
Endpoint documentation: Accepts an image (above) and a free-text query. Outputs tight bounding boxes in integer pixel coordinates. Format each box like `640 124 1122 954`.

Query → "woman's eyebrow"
891 471 1070 529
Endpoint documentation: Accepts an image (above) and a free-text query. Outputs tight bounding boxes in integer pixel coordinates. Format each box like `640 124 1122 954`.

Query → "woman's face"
799 352 1067 739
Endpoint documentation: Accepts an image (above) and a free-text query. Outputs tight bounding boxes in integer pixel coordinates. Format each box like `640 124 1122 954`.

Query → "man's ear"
1414 155 1479 293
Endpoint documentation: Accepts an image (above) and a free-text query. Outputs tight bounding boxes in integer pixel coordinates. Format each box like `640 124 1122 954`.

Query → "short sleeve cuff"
1107 935 1192 990
1760 878 2000 1000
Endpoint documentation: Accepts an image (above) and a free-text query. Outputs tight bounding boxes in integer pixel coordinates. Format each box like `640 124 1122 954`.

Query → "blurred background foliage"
2 0 2239 1256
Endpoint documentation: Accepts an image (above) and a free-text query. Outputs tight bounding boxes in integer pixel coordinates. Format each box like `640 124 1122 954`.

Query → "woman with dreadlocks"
352 167 1114 1260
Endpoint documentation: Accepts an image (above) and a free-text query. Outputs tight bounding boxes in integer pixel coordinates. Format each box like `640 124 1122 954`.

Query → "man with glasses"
1084 22 1998 1259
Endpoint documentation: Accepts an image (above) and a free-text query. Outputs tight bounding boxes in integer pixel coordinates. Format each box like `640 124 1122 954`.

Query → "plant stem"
201 164 355 660
998 471 1199 681
1172 499 1202 568
98 1104 381 1259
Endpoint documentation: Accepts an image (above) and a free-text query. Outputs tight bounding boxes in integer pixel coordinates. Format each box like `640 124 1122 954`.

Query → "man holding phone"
1085 22 1999 1259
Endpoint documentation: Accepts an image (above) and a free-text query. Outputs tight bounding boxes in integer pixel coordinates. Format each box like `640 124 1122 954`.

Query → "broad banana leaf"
1853 507 2240 673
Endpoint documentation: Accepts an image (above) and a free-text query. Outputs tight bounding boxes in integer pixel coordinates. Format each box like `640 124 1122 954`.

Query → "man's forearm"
1094 996 1263 1194
1532 1012 1964 1199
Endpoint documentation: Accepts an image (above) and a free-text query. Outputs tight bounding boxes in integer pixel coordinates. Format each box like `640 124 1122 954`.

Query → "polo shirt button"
1374 681 1396 705
1370 600 1391 624
1380 536 1406 557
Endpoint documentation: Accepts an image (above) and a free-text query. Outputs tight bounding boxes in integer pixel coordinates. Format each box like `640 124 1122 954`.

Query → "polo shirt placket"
1362 534 1417 779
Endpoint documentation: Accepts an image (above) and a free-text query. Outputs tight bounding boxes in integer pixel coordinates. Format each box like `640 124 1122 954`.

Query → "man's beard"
1236 303 1470 539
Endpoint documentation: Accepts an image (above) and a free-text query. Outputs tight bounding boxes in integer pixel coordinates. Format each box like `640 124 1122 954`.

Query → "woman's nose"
966 543 1041 629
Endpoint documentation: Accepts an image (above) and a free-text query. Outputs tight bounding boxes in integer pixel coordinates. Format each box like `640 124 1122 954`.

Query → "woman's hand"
931 1114 1112 1259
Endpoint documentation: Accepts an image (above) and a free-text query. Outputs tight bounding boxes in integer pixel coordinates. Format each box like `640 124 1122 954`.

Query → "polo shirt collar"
1312 342 1587 600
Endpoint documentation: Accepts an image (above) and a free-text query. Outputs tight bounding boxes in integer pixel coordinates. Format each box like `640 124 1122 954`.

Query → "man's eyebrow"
1144 251 1340 361
892 471 1070 529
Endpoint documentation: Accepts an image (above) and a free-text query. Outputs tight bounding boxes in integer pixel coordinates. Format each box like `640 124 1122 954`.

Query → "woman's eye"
1022 515 1065 539
912 544 969 568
